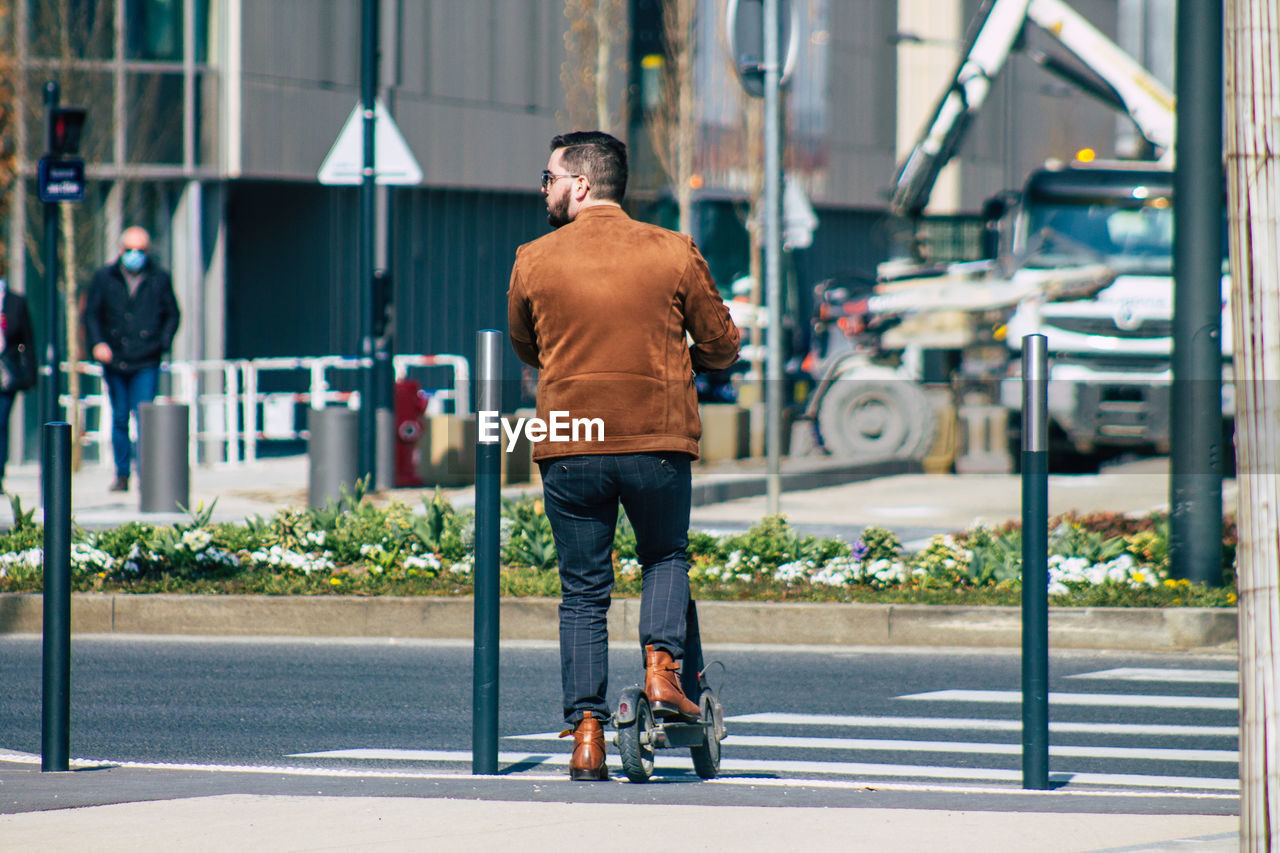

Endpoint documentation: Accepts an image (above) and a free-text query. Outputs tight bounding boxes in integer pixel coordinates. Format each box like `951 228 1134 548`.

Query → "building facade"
2 0 1157 461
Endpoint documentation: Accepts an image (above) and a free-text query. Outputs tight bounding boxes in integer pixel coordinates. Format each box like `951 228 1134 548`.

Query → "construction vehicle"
804 0 1229 469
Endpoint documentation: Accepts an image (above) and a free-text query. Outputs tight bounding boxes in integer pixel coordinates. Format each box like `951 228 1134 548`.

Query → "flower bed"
0 489 1237 607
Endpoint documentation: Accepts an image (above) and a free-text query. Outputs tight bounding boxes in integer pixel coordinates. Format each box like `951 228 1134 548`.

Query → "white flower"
772 560 813 583
71 543 117 572
616 558 641 579
810 557 861 587
181 529 212 552
245 546 334 574
196 548 239 568
405 553 442 573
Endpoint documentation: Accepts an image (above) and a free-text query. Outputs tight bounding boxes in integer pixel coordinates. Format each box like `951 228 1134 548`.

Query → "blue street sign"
37 158 86 203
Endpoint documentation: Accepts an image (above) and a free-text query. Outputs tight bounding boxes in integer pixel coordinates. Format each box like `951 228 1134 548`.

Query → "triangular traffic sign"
318 98 423 186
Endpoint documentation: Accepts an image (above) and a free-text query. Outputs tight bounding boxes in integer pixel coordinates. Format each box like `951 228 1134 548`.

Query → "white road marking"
501 733 1235 762
286 748 1238 791
1067 668 1238 684
0 748 1237 799
707 776 1237 800
900 690 1237 711
723 713 1238 737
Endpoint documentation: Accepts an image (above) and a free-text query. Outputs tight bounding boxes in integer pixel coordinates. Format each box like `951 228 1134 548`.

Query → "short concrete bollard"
139 403 190 513
309 407 359 508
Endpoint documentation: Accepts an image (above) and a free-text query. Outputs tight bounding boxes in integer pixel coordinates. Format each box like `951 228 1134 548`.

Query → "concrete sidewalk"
0 452 919 529
0 793 1239 852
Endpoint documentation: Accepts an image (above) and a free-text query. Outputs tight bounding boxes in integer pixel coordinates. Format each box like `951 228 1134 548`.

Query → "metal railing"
59 352 470 467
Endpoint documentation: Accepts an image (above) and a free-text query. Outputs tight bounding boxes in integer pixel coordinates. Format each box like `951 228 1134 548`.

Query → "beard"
546 194 571 228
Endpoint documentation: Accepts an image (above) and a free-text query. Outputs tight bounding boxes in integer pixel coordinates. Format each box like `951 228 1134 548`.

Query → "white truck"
806 0 1230 468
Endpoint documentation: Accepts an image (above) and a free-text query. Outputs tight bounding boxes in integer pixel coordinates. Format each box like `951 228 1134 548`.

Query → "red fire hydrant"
394 379 429 487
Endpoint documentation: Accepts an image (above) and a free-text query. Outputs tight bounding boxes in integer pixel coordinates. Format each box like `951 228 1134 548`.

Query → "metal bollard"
139 403 190 513
42 422 71 772
308 407 359 508
1021 334 1050 790
472 330 502 775
375 407 395 491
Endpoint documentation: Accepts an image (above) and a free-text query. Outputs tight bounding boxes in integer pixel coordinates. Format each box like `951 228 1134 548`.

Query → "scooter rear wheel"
618 695 656 783
689 690 723 779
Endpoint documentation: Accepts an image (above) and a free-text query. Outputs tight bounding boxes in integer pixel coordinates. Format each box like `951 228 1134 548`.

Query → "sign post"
37 83 87 429
318 78 422 488
728 0 797 516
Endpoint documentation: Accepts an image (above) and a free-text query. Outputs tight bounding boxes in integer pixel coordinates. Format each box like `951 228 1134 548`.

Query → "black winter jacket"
85 258 181 374
1 290 38 393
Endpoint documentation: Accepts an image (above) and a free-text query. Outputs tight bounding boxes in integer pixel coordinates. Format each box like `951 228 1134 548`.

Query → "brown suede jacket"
507 205 741 461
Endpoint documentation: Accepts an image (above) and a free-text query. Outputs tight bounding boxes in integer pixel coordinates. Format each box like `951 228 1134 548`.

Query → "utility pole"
763 0 782 515
358 0 379 484
41 82 60 428
1169 0 1224 585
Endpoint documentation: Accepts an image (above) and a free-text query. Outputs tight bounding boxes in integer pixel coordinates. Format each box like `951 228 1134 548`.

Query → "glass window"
27 0 115 60
194 0 211 63
126 72 183 164
127 0 184 61
195 70 219 167
121 179 183 262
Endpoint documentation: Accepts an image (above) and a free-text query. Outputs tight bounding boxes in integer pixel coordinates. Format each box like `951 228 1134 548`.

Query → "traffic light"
46 107 86 157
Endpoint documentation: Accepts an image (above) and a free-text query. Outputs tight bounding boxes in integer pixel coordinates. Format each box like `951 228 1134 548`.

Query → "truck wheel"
818 374 937 462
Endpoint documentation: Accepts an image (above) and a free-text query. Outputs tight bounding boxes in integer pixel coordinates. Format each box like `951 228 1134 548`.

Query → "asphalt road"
0 637 1238 815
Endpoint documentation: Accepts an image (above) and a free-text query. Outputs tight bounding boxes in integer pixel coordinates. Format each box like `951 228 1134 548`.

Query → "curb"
0 593 1238 651
688 459 922 506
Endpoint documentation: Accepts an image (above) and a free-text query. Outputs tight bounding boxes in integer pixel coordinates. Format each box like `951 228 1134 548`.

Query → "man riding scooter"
507 131 741 780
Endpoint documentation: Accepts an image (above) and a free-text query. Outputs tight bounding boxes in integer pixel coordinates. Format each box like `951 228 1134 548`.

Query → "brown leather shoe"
109 476 129 492
645 644 701 720
559 711 608 781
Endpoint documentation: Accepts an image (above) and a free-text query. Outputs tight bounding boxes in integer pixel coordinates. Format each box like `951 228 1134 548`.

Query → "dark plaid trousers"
539 452 692 724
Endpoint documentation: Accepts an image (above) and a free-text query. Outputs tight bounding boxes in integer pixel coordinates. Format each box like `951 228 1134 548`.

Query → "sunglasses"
541 170 582 190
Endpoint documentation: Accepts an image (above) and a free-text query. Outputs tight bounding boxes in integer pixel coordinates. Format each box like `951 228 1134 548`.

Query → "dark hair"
550 131 628 202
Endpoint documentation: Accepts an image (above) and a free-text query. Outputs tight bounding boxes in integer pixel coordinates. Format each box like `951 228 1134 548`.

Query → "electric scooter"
613 599 726 782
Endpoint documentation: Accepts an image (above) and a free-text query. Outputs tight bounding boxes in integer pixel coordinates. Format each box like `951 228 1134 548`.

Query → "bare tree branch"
561 0 628 135
648 0 698 235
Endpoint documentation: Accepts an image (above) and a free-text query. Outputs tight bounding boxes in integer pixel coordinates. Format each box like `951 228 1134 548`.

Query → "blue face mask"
121 249 147 272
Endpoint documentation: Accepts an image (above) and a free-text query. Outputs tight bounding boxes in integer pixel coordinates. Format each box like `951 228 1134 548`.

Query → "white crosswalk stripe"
723 712 1238 737
502 732 1236 762
1066 667 1238 683
282 664 1239 794
899 689 1237 710
286 748 1238 791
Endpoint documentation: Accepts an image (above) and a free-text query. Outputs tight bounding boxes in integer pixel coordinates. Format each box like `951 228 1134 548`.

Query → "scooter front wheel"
689 689 723 779
617 694 656 783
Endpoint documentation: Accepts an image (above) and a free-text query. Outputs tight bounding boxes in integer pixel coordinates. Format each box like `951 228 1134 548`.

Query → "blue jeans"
539 452 693 723
103 366 160 479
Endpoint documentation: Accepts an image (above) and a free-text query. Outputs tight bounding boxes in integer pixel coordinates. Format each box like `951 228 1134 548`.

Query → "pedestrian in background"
85 227 181 492
507 131 740 780
0 276 38 494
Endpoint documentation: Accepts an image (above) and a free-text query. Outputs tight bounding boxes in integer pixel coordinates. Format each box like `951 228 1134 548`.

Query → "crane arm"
889 0 1176 218
1027 0 1175 157
889 0 1033 218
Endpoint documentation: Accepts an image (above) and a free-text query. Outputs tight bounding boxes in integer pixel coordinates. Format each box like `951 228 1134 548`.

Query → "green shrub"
501 496 558 571
0 499 1240 608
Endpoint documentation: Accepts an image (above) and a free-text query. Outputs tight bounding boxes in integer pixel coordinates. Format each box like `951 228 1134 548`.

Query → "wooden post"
1225 0 1280 847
